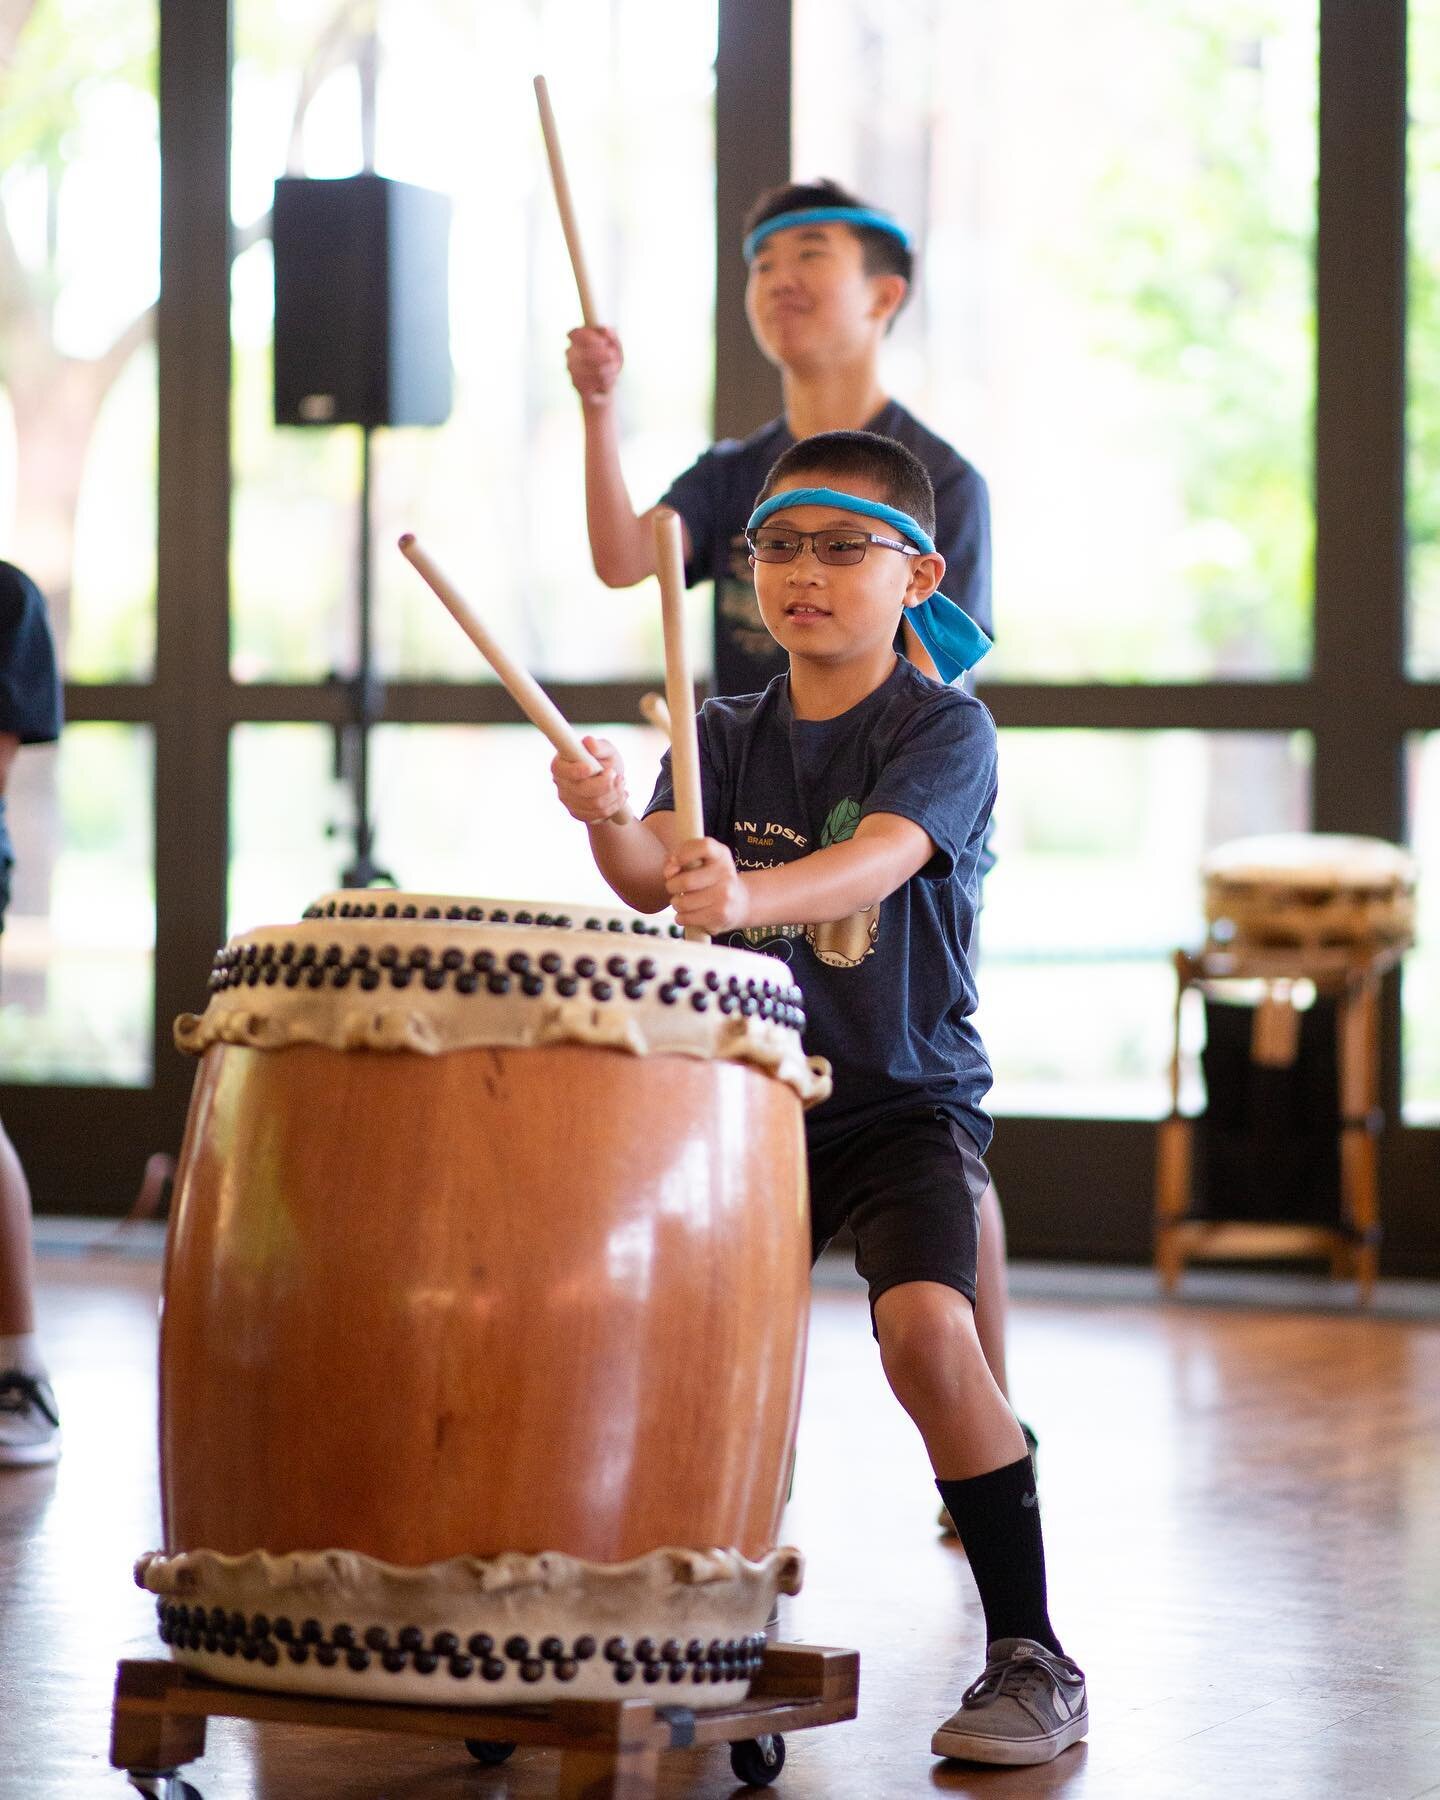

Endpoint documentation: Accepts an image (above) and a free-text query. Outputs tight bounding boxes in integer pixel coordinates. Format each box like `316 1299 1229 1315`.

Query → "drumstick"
639 691 671 739
398 533 633 825
653 508 708 944
534 74 599 327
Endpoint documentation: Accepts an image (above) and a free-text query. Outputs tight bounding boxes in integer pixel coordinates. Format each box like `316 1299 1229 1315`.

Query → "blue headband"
742 206 912 264
746 487 991 679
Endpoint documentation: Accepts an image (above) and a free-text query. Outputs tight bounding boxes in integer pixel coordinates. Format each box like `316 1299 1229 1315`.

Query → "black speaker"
272 173 452 428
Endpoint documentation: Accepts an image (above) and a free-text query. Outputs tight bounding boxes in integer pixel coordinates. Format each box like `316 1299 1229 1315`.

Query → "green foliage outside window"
1076 6 1315 678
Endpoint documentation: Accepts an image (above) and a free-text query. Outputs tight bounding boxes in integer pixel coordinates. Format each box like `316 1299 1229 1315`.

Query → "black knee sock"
936 1455 1062 1656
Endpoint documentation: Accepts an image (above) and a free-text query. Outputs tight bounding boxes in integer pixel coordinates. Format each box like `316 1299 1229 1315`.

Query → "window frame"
10 0 1436 1273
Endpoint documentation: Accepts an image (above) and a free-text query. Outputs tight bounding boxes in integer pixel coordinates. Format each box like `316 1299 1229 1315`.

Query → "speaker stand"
338 424 393 889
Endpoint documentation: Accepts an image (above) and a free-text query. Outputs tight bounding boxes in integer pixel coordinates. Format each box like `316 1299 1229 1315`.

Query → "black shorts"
807 1109 989 1316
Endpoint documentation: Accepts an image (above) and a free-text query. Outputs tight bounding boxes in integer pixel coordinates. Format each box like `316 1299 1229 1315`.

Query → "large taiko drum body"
137 894 830 1709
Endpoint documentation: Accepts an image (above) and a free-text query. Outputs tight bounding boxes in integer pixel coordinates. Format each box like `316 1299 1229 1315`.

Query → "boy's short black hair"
744 177 914 292
758 430 937 539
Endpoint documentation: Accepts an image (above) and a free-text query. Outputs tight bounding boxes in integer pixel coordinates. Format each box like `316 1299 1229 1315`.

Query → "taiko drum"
137 894 830 1707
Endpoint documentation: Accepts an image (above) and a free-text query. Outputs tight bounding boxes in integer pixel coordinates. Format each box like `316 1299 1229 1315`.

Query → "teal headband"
746 487 991 678
749 487 936 552
742 205 912 264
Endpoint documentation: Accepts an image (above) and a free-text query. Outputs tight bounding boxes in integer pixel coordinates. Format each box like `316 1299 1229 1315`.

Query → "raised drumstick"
652 508 708 943
639 691 671 739
398 532 633 825
534 74 600 327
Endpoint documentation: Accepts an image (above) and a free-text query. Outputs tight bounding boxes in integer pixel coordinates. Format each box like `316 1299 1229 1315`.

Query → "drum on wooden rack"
136 893 830 1710
1202 833 1417 955
1157 836 1417 1301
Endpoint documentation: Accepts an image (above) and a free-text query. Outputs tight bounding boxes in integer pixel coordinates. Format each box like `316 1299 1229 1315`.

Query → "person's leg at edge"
974 1183 1010 1398
0 1117 60 1465
0 1119 38 1335
874 1279 1086 1765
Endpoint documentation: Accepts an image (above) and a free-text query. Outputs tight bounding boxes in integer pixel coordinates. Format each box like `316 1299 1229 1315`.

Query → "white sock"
0 1333 46 1377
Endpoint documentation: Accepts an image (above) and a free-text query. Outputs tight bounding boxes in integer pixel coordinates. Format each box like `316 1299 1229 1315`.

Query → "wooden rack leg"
1155 1115 1193 1294
1338 974 1383 1304
1340 1131 1380 1300
110 1662 207 1777
1154 953 1194 1295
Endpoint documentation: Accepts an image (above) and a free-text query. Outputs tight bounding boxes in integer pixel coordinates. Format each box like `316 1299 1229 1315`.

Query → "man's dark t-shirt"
0 563 62 747
644 658 996 1153
661 400 992 698
0 562 63 930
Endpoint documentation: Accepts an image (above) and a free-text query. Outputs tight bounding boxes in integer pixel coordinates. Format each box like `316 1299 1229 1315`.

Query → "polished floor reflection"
3 1252 1439 1798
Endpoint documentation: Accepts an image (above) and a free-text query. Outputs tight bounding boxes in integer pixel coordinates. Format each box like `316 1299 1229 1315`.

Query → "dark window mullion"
980 683 1317 732
78 679 1440 733
220 680 669 728
1403 685 1440 730
1312 0 1407 842
154 0 232 1120
715 0 787 440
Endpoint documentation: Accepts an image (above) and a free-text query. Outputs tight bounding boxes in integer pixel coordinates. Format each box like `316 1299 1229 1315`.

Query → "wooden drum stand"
111 1643 859 1798
1155 834 1416 1303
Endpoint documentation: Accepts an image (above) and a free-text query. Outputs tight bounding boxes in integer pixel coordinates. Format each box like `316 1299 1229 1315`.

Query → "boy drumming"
565 176 989 693
566 175 1030 1483
549 431 1086 1767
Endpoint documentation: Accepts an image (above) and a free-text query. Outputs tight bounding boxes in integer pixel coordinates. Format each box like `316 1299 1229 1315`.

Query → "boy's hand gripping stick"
534 74 600 328
398 533 633 825
652 508 709 943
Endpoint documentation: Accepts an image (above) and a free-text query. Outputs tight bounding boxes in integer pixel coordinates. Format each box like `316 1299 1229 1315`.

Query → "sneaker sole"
931 1708 1088 1766
0 1436 61 1468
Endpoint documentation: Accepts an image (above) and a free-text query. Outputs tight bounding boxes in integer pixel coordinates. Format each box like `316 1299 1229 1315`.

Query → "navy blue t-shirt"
0 563 62 746
661 399 992 699
644 657 997 1152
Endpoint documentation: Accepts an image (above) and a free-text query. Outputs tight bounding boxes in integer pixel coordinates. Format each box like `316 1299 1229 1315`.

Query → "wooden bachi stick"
398 532 633 825
652 508 708 942
534 74 600 327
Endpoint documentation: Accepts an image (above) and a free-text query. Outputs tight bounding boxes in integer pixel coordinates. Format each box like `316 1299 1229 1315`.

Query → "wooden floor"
4 1252 1440 1799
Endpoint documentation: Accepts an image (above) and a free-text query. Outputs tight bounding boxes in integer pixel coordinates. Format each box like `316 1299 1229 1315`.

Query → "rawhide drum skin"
137 893 830 1708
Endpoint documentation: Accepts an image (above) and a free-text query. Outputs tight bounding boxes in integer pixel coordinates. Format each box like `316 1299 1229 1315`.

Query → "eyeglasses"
745 526 919 567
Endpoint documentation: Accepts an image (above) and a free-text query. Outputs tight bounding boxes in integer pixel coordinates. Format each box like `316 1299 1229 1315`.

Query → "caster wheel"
128 1780 203 1800
729 1733 786 1787
464 1739 517 1766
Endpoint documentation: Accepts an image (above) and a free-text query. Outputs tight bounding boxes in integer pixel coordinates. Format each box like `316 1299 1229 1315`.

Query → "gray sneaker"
931 1637 1087 1765
0 1370 61 1467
